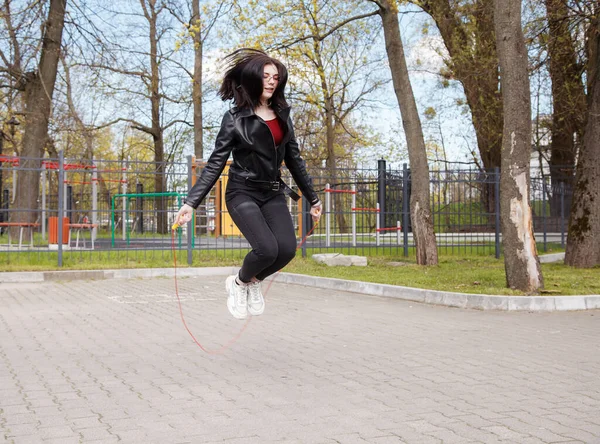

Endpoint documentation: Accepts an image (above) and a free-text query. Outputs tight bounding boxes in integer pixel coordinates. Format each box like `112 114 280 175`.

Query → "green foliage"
424 106 437 120
232 0 387 168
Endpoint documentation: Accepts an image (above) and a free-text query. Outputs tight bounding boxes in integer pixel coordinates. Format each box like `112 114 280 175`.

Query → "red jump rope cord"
171 219 319 354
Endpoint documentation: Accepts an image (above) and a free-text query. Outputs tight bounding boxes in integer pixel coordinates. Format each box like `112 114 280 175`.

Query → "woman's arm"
284 117 320 206
184 111 236 209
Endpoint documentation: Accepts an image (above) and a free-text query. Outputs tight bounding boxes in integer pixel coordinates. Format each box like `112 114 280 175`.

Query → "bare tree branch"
74 62 147 78
271 10 379 50
163 118 192 131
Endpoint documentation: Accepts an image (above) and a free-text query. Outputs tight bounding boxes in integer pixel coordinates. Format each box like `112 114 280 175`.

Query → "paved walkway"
0 275 599 444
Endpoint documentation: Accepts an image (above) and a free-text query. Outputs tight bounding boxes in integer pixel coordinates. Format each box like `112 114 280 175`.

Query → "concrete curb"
539 252 566 263
1 267 598 312
275 273 600 312
0 267 236 283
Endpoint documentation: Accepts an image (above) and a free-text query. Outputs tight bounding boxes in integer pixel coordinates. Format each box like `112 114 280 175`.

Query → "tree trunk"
545 0 587 217
565 16 600 268
0 133 4 230
494 0 543 292
12 0 67 235
146 0 167 234
312 38 347 232
191 0 204 159
378 0 438 265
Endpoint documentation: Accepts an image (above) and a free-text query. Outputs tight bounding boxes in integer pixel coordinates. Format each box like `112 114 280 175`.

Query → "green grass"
284 255 599 296
432 201 493 232
1 247 597 296
0 249 244 271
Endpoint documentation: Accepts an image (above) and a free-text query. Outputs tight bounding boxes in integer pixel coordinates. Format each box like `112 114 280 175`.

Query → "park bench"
67 223 98 249
0 222 40 249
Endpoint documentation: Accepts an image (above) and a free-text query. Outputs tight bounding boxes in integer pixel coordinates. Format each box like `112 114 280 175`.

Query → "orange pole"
215 179 222 238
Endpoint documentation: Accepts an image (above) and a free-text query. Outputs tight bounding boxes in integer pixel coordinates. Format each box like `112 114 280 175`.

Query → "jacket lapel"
233 106 254 119
275 106 292 147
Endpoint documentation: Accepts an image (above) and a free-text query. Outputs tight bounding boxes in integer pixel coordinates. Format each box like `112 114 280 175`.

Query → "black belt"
228 174 300 201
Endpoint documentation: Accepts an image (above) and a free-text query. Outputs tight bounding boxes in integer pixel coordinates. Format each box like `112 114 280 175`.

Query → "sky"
47 0 488 170
1 0 554 171
359 5 478 169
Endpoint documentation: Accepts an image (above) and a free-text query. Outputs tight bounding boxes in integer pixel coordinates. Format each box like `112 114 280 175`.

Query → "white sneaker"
247 281 265 316
225 275 248 320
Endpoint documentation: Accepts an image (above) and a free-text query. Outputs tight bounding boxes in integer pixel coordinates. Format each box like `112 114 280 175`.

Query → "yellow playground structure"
193 159 306 238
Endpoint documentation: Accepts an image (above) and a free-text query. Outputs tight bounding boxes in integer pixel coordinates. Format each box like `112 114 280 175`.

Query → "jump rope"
170 217 319 355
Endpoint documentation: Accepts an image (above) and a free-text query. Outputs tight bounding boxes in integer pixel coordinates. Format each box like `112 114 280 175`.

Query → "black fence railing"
0 153 574 268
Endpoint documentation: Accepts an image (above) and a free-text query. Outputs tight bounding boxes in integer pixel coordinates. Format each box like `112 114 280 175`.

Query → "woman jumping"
175 48 322 320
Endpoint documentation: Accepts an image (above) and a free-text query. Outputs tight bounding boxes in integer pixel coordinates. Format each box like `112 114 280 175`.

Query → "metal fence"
0 153 573 268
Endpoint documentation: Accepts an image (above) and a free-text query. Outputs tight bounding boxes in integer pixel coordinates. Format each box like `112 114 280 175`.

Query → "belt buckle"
272 181 280 191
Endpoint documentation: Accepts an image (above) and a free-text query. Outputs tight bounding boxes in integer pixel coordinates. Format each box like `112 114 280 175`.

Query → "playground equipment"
325 183 357 247
110 192 190 248
40 160 128 248
0 155 103 249
324 183 403 247
193 160 305 239
41 160 96 244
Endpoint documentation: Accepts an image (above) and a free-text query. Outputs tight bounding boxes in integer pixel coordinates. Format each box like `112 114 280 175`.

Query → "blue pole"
560 182 565 249
402 163 409 257
542 179 547 252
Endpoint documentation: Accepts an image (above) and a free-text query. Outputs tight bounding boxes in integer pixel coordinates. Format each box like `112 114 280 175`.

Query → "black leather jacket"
184 105 320 208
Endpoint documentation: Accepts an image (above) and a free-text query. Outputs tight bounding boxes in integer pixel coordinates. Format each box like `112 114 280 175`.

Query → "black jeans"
225 182 297 282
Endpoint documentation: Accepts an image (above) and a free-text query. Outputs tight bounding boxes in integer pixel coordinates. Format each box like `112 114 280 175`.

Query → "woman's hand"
174 203 194 229
310 200 322 223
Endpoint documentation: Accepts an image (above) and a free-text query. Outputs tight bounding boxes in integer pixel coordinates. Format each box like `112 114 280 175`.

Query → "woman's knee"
278 242 297 264
256 242 279 265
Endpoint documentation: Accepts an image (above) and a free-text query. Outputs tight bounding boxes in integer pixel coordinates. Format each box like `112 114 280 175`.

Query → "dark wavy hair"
218 48 289 110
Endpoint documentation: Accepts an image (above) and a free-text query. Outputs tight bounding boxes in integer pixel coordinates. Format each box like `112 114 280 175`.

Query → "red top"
265 118 284 146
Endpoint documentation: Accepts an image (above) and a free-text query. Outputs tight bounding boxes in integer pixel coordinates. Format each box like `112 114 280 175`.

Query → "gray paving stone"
39 425 74 439
42 439 81 444
7 436 46 444
3 422 39 436
0 276 598 443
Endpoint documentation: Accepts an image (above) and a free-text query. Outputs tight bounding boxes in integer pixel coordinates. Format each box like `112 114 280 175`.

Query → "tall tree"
138 0 169 233
235 0 384 170
190 0 203 159
494 0 543 291
89 0 195 233
169 0 232 159
544 0 587 217
60 56 115 208
368 0 438 265
565 9 600 268
0 0 67 231
412 0 503 214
